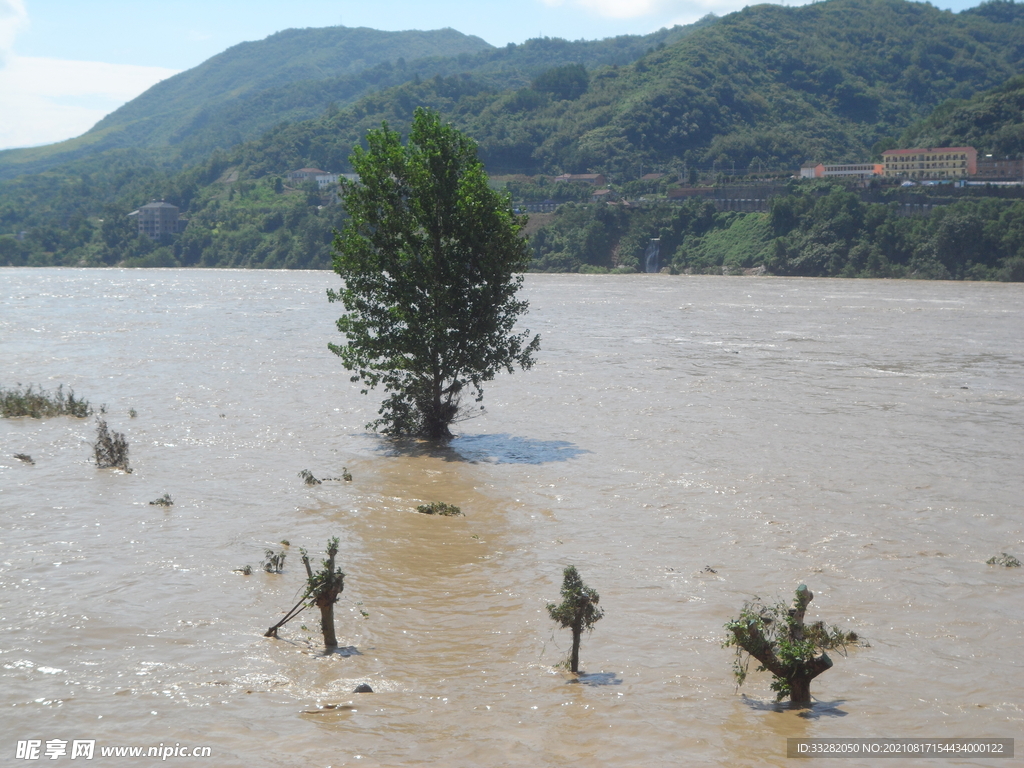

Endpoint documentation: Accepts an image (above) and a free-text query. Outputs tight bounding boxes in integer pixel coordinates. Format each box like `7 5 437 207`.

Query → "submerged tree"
725 584 853 705
302 538 346 648
264 537 345 649
547 565 604 674
328 107 540 440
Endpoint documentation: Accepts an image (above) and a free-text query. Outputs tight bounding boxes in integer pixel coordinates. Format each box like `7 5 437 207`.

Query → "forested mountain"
274 0 1023 176
2 0 1024 277
0 23 707 180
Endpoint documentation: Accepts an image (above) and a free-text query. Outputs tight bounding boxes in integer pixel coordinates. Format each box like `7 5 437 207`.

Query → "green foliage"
298 469 321 485
328 108 540 439
532 63 590 101
0 384 93 418
149 493 174 507
301 539 345 603
262 549 287 573
724 585 846 703
300 537 346 648
547 565 604 673
768 184 1024 279
416 502 463 516
689 212 774 273
93 418 131 473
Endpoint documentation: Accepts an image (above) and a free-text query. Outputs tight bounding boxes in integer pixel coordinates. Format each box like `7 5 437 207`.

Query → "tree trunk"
319 598 338 648
570 623 582 673
789 677 813 705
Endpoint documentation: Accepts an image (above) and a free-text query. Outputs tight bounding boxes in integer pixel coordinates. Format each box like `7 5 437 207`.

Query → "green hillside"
0 23 709 180
0 26 492 179
197 0 1024 179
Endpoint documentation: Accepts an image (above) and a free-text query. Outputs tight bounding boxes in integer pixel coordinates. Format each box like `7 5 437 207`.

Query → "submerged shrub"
1 384 93 418
262 549 287 573
299 469 321 485
93 418 131 473
417 502 463 516
987 553 1022 567
149 494 173 506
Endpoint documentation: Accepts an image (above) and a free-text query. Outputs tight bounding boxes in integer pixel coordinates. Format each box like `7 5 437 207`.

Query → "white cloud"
541 0 814 22
0 55 179 150
0 0 28 67
540 0 662 19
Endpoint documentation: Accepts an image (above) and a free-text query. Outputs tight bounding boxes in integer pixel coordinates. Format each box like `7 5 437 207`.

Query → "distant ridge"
0 26 492 178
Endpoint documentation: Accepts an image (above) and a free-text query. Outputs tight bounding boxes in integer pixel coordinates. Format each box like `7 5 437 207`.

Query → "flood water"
2 269 1022 767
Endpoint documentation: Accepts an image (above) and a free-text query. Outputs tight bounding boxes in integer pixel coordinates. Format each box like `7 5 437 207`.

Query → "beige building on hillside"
882 147 977 179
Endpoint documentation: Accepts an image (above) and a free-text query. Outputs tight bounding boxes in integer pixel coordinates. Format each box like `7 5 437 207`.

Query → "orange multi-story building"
881 147 977 179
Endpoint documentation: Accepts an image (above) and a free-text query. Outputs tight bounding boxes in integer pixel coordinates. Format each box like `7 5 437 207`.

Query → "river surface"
1 269 1022 767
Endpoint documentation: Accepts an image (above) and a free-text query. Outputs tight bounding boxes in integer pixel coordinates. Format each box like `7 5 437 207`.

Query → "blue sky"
0 0 986 151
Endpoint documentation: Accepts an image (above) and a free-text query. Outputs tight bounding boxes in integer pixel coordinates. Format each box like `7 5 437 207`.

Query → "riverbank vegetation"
529 186 1024 280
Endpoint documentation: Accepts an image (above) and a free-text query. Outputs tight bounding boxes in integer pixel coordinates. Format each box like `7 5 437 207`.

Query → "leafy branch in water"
149 493 173 506
1 384 93 418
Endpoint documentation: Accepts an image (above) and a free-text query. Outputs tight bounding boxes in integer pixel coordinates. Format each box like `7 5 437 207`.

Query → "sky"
0 0 986 152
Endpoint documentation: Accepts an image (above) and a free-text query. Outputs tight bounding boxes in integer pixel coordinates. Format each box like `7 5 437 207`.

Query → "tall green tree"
547 565 604 674
328 108 540 440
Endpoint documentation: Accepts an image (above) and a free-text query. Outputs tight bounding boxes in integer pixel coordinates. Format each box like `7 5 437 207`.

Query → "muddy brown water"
2 269 1022 767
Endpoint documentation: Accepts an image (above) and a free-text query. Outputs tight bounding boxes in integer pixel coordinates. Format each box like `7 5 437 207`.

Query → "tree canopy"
328 108 540 439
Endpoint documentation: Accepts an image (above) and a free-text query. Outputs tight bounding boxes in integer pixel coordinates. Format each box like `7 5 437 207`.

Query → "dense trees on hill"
900 75 1024 158
527 185 1024 280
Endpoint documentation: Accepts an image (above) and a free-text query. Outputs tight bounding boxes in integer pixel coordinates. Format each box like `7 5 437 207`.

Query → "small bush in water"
93 419 131 473
417 502 462 516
